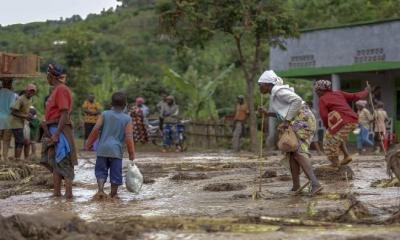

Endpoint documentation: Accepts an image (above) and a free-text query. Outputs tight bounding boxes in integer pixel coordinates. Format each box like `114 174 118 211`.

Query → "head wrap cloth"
314 80 332 92
258 70 283 85
47 64 66 83
356 100 368 107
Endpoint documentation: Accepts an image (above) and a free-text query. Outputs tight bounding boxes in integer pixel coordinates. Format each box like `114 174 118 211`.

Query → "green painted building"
270 19 400 139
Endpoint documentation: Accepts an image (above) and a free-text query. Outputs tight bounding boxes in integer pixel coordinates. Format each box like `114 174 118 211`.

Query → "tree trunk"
246 78 258 153
234 36 259 153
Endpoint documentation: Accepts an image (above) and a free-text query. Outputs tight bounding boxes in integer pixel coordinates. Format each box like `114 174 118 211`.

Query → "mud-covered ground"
0 150 400 239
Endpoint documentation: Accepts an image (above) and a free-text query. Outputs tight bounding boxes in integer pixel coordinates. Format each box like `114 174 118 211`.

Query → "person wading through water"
314 80 370 168
258 70 322 196
85 92 135 199
41 63 78 199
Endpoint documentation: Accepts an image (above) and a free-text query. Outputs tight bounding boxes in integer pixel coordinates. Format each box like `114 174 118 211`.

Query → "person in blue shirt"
85 92 135 199
0 79 16 161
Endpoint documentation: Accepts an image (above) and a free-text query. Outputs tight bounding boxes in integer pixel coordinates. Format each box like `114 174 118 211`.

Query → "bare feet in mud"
65 194 74 200
92 191 111 201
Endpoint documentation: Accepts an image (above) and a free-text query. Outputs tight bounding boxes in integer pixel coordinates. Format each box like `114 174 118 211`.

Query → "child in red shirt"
314 80 369 167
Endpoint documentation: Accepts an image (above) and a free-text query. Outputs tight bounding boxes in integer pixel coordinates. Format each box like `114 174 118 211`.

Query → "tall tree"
158 0 299 152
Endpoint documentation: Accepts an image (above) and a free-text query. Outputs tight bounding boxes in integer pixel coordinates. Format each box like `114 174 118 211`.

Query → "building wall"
270 21 400 71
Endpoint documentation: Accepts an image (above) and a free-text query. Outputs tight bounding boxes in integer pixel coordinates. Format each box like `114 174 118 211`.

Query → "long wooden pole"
258 94 265 192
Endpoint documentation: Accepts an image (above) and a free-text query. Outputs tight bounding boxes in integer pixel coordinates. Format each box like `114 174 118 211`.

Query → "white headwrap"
258 70 283 85
356 100 368 107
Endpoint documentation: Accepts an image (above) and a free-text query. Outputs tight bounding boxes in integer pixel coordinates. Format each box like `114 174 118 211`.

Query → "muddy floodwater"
1 151 400 239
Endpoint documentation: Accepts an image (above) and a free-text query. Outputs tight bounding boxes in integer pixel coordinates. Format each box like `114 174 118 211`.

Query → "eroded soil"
0 151 400 239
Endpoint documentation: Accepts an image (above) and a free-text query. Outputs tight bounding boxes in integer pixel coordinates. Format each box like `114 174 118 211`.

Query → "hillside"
1 0 400 118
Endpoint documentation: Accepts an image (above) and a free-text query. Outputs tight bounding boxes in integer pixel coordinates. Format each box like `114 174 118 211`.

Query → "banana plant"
163 64 234 120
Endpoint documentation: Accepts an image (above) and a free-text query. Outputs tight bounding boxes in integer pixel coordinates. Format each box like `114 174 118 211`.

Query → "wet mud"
315 165 354 180
262 169 277 178
0 152 400 239
203 182 246 192
171 172 209 181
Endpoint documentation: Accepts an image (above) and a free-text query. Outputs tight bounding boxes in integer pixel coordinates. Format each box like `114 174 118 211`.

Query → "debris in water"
384 210 400 224
0 163 32 181
335 195 371 222
278 175 292 181
370 178 400 188
262 170 277 178
232 193 252 199
314 165 354 181
171 172 209 181
143 177 156 184
203 183 246 192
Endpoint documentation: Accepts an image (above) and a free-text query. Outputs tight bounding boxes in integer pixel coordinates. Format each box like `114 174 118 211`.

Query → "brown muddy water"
1 151 400 239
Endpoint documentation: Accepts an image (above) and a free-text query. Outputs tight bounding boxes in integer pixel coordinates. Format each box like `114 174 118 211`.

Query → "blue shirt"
0 88 16 130
97 110 132 159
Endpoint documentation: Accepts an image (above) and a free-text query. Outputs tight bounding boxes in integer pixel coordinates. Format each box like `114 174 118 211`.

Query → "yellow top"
82 100 102 123
10 94 31 129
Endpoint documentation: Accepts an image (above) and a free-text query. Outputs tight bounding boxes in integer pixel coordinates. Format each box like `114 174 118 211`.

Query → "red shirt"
45 84 73 121
319 90 368 134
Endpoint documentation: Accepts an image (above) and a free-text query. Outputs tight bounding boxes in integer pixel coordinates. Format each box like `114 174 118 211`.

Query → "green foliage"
163 63 234 119
1 0 400 125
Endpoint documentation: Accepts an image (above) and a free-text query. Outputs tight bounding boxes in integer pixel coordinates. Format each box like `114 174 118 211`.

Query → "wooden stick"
366 81 386 155
295 181 310 195
258 94 265 193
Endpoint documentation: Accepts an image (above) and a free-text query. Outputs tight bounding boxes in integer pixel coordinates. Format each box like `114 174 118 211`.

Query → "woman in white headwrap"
258 70 322 196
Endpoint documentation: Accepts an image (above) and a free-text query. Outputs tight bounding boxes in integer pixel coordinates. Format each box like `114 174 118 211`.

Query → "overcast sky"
0 0 120 26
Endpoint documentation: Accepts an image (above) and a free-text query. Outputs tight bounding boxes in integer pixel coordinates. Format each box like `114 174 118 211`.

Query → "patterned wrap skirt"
323 123 357 159
290 104 317 157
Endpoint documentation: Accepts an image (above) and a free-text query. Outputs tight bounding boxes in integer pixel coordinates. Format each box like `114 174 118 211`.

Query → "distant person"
307 101 323 155
373 101 388 154
82 95 102 146
28 107 40 159
160 96 180 152
130 97 149 144
157 93 168 131
10 84 37 161
0 79 16 162
156 93 168 113
135 97 149 125
314 80 369 167
356 100 374 154
232 95 249 152
42 63 77 199
85 92 135 199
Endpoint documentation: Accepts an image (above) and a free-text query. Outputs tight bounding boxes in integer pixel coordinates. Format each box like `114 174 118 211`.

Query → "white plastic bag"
125 162 143 194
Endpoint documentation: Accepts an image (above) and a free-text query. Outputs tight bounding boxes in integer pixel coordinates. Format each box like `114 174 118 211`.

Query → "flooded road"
1 151 400 239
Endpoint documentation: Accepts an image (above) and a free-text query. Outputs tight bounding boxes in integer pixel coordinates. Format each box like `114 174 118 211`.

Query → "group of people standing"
0 63 390 199
0 79 40 162
81 93 182 153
